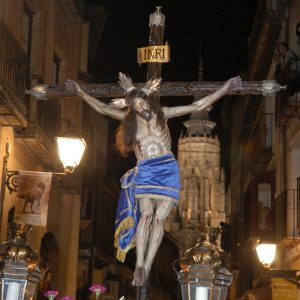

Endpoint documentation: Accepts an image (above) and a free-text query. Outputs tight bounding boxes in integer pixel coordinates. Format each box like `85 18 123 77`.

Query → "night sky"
85 0 259 178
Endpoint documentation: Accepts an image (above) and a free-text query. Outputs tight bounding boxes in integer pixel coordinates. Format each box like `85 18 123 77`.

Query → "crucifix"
28 6 283 300
28 10 283 100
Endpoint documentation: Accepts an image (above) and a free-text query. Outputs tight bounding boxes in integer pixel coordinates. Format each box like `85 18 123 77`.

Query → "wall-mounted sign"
137 44 170 64
15 171 52 227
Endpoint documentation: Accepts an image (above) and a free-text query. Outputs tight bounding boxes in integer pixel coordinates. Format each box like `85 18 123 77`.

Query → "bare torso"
134 114 171 160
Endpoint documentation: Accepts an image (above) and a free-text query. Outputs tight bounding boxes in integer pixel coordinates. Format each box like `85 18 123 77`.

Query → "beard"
137 109 153 121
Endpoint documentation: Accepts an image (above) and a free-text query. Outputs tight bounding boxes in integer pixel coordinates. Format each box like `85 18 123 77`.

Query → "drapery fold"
114 153 180 262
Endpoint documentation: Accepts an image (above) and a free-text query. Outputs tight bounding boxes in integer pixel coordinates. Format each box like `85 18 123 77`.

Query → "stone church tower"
166 58 227 251
178 110 226 226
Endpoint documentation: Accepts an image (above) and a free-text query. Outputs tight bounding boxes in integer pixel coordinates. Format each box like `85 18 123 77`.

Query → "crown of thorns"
110 72 161 109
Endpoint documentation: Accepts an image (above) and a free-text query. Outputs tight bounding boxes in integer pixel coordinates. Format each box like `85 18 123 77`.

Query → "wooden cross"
28 9 284 101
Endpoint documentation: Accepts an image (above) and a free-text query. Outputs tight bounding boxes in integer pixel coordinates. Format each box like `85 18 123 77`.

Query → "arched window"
258 183 272 231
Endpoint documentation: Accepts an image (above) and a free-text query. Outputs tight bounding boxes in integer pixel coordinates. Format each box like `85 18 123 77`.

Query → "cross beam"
28 80 285 100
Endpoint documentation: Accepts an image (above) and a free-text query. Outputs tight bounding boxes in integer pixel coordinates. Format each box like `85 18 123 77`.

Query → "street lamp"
0 222 41 300
255 242 300 298
56 136 86 173
256 243 277 269
55 117 87 173
173 226 233 300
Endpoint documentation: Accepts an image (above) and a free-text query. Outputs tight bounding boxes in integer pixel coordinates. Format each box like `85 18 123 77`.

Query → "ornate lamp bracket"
5 171 20 194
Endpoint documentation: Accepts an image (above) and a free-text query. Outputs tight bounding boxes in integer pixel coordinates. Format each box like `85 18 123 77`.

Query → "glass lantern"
56 136 86 172
256 243 276 268
174 226 233 300
1 261 28 300
0 223 41 300
213 267 233 299
177 264 214 300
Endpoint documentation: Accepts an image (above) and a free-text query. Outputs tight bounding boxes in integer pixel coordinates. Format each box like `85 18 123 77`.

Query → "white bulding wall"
286 138 300 237
274 0 300 269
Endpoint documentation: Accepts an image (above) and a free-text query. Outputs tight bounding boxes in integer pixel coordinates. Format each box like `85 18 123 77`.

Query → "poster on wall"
15 171 53 226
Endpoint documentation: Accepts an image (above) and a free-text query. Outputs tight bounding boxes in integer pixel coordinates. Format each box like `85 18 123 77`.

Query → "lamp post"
173 226 232 300
0 222 41 300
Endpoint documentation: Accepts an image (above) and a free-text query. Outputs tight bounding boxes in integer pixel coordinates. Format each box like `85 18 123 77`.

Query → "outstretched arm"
65 80 125 121
162 76 242 119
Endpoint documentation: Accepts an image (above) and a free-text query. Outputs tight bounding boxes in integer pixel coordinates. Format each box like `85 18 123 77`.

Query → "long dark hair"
115 89 165 156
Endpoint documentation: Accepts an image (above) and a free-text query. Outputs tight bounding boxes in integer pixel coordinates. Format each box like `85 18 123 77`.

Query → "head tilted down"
114 73 165 156
125 88 152 121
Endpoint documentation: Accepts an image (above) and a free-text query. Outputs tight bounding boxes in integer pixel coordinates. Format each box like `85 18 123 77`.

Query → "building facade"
226 0 300 298
0 0 109 298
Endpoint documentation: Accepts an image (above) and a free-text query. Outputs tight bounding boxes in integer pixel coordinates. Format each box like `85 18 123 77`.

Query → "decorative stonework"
166 109 226 252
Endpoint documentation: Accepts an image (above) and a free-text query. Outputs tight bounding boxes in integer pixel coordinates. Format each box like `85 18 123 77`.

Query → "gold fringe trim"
116 249 126 262
114 216 136 262
136 184 179 193
135 193 178 204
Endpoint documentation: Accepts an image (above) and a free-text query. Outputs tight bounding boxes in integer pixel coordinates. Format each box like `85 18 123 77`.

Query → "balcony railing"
276 91 300 126
0 22 29 126
36 99 61 142
275 59 300 126
275 58 300 86
275 190 287 241
14 97 61 167
275 189 300 241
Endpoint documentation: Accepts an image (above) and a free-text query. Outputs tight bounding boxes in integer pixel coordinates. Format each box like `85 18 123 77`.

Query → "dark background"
85 0 259 179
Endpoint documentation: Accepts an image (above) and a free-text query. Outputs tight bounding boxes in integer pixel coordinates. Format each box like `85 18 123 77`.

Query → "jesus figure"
66 73 241 286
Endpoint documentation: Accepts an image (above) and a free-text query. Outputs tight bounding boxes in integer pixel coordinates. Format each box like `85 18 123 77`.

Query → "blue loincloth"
114 152 180 262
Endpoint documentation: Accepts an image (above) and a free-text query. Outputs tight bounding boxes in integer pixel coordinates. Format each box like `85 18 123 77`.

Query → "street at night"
0 0 300 299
